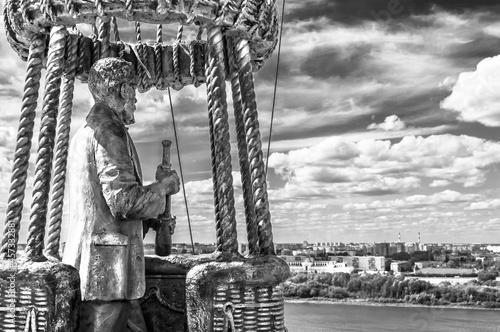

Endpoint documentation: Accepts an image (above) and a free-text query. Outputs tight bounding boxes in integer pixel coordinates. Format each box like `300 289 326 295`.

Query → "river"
284 302 500 332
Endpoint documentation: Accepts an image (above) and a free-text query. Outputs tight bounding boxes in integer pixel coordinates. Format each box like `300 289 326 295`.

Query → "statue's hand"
156 167 180 195
143 218 160 238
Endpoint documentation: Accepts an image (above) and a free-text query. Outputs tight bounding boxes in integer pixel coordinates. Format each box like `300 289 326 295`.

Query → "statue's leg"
80 300 130 332
126 300 148 332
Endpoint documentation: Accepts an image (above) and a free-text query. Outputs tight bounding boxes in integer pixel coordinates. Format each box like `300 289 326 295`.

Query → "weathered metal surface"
141 275 187 332
0 257 80 332
5 0 279 71
185 255 290 331
62 58 180 303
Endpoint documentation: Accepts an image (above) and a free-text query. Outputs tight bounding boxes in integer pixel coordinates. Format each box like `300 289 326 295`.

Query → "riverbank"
284 297 500 311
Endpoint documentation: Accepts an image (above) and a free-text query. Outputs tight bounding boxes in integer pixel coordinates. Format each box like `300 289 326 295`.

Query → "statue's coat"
63 103 166 301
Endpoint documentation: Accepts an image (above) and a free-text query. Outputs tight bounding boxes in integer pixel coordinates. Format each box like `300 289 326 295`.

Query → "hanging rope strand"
155 24 163 90
205 48 220 246
167 88 195 255
205 27 238 253
111 16 120 42
228 39 258 256
265 0 286 173
26 26 68 261
98 15 111 58
45 33 78 259
0 35 46 257
234 37 275 256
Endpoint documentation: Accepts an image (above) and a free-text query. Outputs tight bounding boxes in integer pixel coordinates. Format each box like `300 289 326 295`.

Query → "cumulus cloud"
367 115 407 131
268 134 500 201
429 179 451 187
441 55 500 127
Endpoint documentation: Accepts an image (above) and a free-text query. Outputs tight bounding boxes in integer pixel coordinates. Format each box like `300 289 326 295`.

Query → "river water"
284 302 500 332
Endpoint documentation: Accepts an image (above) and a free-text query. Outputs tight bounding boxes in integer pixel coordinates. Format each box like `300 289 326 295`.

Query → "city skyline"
2 1 500 245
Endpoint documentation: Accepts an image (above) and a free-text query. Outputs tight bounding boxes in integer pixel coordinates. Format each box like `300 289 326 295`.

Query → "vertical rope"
205 27 238 253
265 0 286 173
228 39 258 256
173 25 183 90
45 33 78 259
157 24 163 43
234 38 275 256
155 25 163 89
126 0 134 17
111 16 120 42
91 21 100 64
205 46 220 249
26 26 67 262
98 16 111 58
0 35 46 257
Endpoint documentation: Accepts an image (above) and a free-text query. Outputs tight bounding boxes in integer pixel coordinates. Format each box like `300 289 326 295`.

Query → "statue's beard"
122 102 136 125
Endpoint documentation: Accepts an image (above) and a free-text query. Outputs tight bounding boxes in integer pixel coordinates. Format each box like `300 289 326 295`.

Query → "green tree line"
283 272 500 308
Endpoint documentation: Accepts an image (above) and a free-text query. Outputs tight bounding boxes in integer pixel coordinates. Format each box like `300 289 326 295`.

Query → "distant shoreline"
284 297 500 311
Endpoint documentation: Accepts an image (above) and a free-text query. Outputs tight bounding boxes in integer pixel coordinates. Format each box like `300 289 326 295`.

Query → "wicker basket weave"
212 284 285 332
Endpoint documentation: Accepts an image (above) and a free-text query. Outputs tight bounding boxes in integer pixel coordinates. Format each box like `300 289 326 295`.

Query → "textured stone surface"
0 256 80 331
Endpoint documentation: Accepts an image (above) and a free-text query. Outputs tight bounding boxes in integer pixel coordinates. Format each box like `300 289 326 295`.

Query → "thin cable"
265 0 286 173
167 87 195 255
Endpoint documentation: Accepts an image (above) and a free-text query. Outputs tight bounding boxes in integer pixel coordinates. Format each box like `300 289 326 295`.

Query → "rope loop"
23 306 38 332
222 302 236 332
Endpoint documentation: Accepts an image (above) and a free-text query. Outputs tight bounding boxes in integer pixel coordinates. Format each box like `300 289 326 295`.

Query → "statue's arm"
94 122 166 221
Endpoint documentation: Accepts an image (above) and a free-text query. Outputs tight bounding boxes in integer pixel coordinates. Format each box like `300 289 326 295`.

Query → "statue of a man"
62 58 180 332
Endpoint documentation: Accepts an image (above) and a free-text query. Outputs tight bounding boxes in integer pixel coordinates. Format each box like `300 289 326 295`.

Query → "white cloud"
268 134 500 201
465 199 500 210
441 55 500 127
429 180 451 187
368 115 407 131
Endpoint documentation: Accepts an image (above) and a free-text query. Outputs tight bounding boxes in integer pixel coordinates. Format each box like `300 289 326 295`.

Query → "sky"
2 0 500 246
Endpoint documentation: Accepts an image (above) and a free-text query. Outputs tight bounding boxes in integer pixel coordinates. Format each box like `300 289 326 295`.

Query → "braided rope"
66 0 76 16
228 40 258 256
172 25 183 90
134 21 146 90
204 39 220 251
91 33 100 65
126 0 133 17
234 37 274 256
20 0 30 23
98 16 111 58
111 16 120 42
156 24 163 43
4 0 28 61
45 33 78 259
205 27 238 253
26 26 67 262
40 0 55 21
0 35 46 258
155 25 163 90
95 0 104 16
189 41 198 87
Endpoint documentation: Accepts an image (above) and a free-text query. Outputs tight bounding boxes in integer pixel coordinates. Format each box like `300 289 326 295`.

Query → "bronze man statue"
62 58 180 332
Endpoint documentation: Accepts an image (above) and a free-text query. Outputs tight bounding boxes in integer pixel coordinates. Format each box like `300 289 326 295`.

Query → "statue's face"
119 82 137 125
